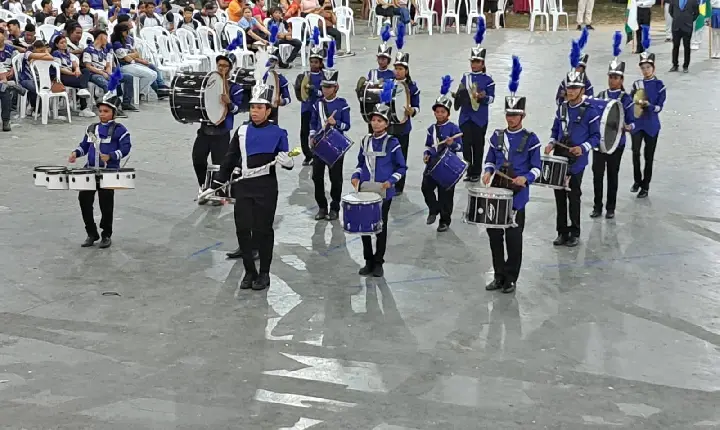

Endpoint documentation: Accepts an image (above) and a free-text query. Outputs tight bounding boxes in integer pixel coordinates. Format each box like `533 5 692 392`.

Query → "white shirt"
636 0 654 8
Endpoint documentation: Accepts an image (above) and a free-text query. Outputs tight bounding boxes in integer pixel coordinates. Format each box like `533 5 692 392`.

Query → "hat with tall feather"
309 26 325 61
371 80 394 121
377 24 393 59
393 23 409 67
565 40 586 89
321 40 339 86
608 30 625 75
577 26 590 67
97 68 123 112
469 19 486 61
249 82 274 105
432 75 453 112
505 56 525 114
638 25 655 65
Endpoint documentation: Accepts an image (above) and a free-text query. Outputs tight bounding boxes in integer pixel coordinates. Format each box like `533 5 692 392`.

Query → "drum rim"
67 168 97 174
99 167 135 173
543 154 569 162
34 165 67 172
599 98 624 154
389 82 411 124
45 169 69 175
468 186 514 197
200 71 228 125
342 192 383 204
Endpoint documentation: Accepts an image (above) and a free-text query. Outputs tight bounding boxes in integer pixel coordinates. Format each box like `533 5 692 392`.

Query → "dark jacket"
669 0 700 33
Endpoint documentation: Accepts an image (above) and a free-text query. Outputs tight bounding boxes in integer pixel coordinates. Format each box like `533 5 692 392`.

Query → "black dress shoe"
553 235 567 246
98 237 112 249
2 120 10 132
358 262 374 276
590 209 602 218
372 264 384 277
252 272 271 290
226 247 243 259
239 272 256 289
502 280 517 294
81 235 100 247
486 278 504 291
565 236 580 247
669 65 679 72
426 213 437 225
395 191 404 196
683 67 689 73
463 175 472 182
121 103 139 111
630 183 640 193
637 189 649 198
586 24 594 30
437 223 449 232
314 209 328 220
326 209 339 221
468 176 480 183
605 211 615 219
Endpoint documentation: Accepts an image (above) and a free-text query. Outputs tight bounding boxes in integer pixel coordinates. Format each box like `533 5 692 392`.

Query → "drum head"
342 192 382 204
393 83 410 123
202 72 228 125
469 186 513 198
600 99 624 154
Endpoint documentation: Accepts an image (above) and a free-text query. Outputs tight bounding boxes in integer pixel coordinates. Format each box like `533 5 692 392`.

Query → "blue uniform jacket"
366 68 395 82
555 78 594 105
423 121 463 160
263 71 291 106
630 77 666 137
352 132 408 200
300 71 324 114
596 89 635 148
308 96 351 137
218 121 290 185
483 128 542 210
458 72 495 127
221 82 245 131
73 121 132 169
392 78 420 136
550 98 602 175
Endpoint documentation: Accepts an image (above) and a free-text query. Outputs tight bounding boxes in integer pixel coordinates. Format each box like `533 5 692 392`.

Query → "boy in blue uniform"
545 40 602 247
351 81 408 278
215 82 294 291
591 32 636 219
457 21 495 183
298 29 325 166
630 25 666 199
308 41 351 221
422 75 463 232
68 70 131 249
389 23 419 195
555 28 593 105
482 56 541 294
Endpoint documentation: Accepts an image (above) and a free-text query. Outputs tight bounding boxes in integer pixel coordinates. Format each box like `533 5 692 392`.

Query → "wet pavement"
1 27 719 429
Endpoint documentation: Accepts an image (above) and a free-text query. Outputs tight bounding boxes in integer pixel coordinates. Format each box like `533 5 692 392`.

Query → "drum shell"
99 168 136 190
388 82 410 124
313 128 354 167
46 170 69 190
427 150 467 190
341 192 383 235
533 155 568 190
230 68 255 113
68 169 98 191
586 97 624 154
33 165 66 187
359 85 381 124
464 187 514 228
170 72 208 124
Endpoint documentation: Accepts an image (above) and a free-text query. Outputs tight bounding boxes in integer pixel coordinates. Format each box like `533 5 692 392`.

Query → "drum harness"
557 102 587 165
491 128 530 193
86 122 131 170
360 134 391 198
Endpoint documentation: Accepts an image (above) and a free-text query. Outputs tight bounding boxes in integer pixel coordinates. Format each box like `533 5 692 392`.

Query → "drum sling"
359 134 390 198
490 128 529 193
555 103 586 165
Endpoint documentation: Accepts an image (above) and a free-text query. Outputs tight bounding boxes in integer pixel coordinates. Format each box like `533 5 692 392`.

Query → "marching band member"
264 23 291 125
309 41 351 221
482 56 541 293
299 28 325 166
545 40 601 247
555 27 594 105
457 20 495 183
367 25 395 84
630 25 666 199
67 70 131 249
390 22 419 195
591 32 635 219
351 81 407 278
214 82 294 291
422 75 463 232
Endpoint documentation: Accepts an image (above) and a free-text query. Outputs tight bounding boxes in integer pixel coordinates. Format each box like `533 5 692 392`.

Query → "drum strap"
319 100 330 128
362 134 390 182
88 122 118 144
370 69 377 82
560 103 586 140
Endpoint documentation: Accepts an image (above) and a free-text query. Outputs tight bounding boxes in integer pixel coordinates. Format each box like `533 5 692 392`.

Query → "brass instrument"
267 68 281 108
633 88 647 118
299 73 311 102
452 82 481 111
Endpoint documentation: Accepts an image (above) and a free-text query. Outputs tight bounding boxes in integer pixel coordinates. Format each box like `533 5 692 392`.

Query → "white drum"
46 169 69 190
33 165 66 187
99 168 136 190
68 168 97 191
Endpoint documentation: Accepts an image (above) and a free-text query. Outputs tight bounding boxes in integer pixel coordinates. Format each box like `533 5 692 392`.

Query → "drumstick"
323 110 338 129
437 132 463 146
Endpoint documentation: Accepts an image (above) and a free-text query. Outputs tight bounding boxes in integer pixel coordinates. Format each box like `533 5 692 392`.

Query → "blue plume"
380 24 391 42
107 68 123 93
396 22 405 50
612 30 622 57
509 55 522 94
440 75 452 96
578 26 589 50
226 31 243 51
380 80 394 104
326 40 335 68
641 25 650 51
312 26 320 45
569 39 581 68
269 23 279 45
474 17 485 45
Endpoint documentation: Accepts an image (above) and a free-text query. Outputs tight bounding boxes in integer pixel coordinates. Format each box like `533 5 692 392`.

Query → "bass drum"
229 67 255 113
586 97 624 154
169 71 227 125
358 84 382 123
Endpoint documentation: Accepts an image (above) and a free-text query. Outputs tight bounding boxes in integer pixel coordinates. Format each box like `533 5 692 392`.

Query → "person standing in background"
669 0 699 72
663 0 673 41
690 0 707 50
635 0 654 53
576 0 595 30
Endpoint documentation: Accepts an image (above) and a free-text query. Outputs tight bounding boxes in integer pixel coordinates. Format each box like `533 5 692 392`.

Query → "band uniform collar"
372 132 388 139
505 127 525 134
324 96 337 102
252 120 271 128
99 120 115 125
568 95 587 108
436 119 450 126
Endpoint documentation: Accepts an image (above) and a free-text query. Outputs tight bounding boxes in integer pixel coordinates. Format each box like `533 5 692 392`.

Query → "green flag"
696 0 710 31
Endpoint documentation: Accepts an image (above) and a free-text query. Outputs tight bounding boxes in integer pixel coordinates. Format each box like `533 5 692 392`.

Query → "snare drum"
313 128 354 167
229 68 255 113
99 168 136 190
427 149 468 190
33 165 66 187
464 187 515 228
68 168 97 191
45 168 69 190
533 155 569 190
341 192 383 235
170 71 228 125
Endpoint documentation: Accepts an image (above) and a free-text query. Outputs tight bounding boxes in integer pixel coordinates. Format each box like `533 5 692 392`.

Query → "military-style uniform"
299 44 324 164
363 30 395 135
390 43 419 194
264 45 292 125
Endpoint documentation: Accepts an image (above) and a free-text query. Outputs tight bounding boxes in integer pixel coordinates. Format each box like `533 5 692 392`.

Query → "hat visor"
607 71 624 76
432 103 450 111
504 109 525 115
370 112 389 122
565 83 585 89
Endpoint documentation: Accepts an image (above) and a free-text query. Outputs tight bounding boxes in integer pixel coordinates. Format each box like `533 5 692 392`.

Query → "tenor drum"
68 168 97 191
99 168 136 190
33 165 66 187
169 71 227 125
586 97 624 154
341 192 383 235
427 149 468 190
45 169 69 190
229 67 255 113
533 155 569 190
464 187 514 228
313 128 354 167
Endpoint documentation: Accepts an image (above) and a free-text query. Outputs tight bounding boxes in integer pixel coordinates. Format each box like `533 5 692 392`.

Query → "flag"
695 0 709 31
625 0 638 43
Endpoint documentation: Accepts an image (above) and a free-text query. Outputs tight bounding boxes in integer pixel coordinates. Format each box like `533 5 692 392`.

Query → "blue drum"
313 128 354 167
341 192 383 235
427 149 468 190
585 97 624 154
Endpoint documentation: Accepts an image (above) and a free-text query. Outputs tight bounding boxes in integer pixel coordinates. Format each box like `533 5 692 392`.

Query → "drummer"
299 29 325 166
390 23 420 195
590 32 635 220
309 41 351 222
351 81 407 278
421 75 463 233
264 33 292 125
367 25 395 84
555 28 594 105
67 71 132 250
481 56 541 294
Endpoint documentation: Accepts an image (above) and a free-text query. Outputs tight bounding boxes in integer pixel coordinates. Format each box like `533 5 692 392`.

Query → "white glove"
276 152 294 169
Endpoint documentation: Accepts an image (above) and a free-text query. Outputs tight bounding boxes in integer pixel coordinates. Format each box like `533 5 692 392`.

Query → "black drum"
229 68 255 113
358 84 382 123
170 71 227 125
357 82 410 124
465 187 515 228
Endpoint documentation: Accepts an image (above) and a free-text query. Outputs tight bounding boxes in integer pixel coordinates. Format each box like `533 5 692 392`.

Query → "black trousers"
313 155 344 211
362 199 392 265
278 38 302 64
0 89 11 121
672 29 692 68
592 146 624 212
79 183 114 239
300 111 312 160
554 172 583 237
421 175 455 225
631 130 658 191
635 8 652 53
326 27 343 50
395 133 410 193
192 130 231 186
375 5 396 17
487 209 525 282
460 121 487 177
233 184 279 275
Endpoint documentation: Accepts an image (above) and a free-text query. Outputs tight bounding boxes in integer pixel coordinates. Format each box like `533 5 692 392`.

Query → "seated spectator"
76 1 98 31
83 29 135 114
111 23 169 100
55 1 78 26
160 1 175 31
2 0 26 15
252 0 266 21
5 20 23 51
193 2 220 27
299 0 320 16
177 6 200 31
109 0 131 22
50 33 95 117
268 6 300 67
14 23 36 50
238 6 270 44
19 40 55 112
65 22 89 55
375 0 396 25
227 0 244 22
0 29 26 131
34 0 57 25
139 0 162 27
319 0 345 53
0 19 6 35
395 0 411 24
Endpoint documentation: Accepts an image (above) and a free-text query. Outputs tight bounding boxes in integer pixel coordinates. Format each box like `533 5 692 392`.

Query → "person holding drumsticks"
351 81 407 278
308 41 351 221
482 56 541 294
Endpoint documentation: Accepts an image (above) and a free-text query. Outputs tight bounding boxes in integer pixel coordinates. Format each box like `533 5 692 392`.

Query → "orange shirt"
227 0 244 22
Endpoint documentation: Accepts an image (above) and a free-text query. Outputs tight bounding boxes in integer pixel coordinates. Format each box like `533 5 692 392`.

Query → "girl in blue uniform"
299 28 325 166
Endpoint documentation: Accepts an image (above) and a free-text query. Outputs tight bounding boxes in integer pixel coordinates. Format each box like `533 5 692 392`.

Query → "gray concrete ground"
1 27 720 429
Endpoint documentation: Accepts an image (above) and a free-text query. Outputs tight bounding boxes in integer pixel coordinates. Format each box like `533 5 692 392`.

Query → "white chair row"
11 56 71 125
530 0 568 31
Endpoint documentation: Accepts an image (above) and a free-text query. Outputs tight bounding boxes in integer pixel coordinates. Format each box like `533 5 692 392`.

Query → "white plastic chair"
305 14 333 45
529 0 549 31
31 60 71 125
494 0 506 27
415 0 437 35
465 0 483 33
155 34 193 75
169 34 203 71
334 6 355 46
216 9 228 23
175 28 209 70
196 26 221 69
31 0 42 12
287 16 308 67
331 0 349 7
92 9 108 22
224 26 255 68
440 0 460 33
546 0 568 31
139 26 169 51
11 55 28 119
37 24 59 41
0 10 14 20
136 38 177 83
